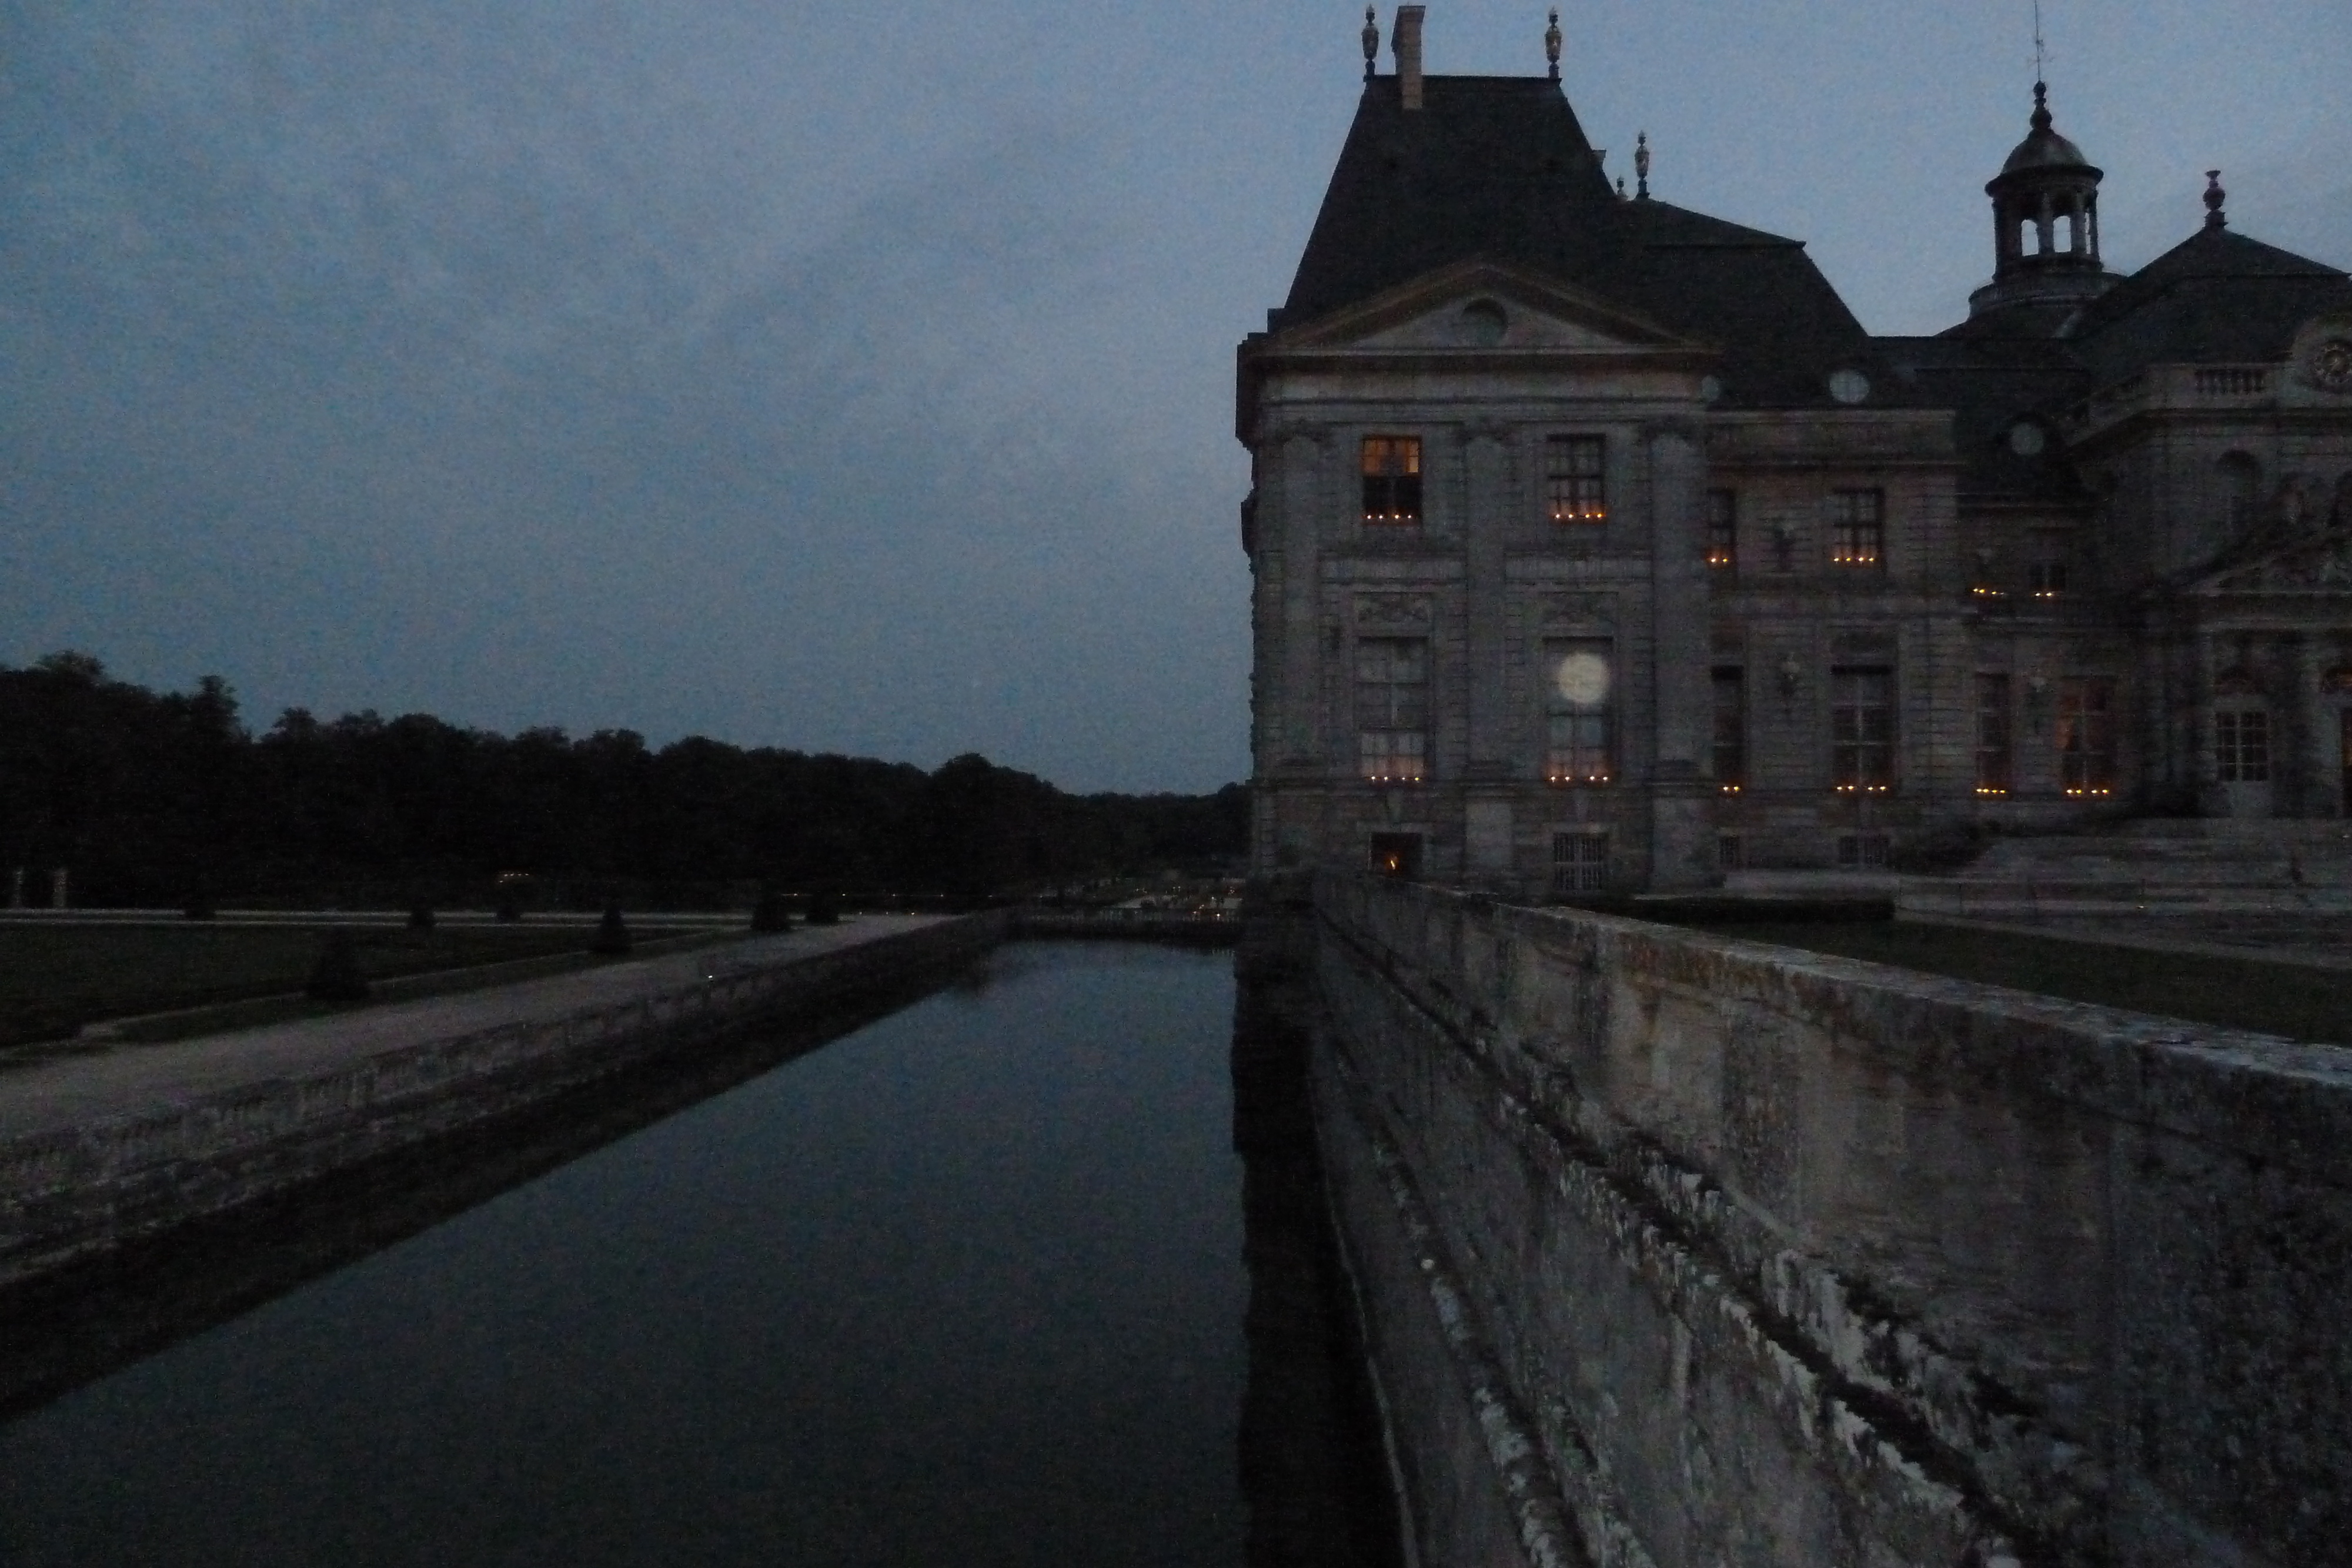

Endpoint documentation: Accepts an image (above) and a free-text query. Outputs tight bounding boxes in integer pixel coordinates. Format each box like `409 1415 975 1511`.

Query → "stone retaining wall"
0 913 1008 1294
1310 874 2352 1567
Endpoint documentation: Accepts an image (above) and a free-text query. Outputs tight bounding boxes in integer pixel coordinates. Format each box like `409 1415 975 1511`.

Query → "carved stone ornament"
1355 594 1435 631
1538 592 1617 629
2313 337 2352 394
2211 535 2352 593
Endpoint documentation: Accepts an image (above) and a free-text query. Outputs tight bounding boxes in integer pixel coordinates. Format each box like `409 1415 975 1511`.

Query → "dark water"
0 942 1287 1567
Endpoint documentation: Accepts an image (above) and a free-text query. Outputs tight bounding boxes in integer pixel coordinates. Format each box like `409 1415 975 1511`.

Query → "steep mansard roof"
1275 75 1876 408
2065 225 2352 384
1268 74 2352 490
1915 227 2352 497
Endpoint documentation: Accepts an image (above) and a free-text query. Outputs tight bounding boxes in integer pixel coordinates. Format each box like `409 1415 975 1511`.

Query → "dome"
1999 84 2094 176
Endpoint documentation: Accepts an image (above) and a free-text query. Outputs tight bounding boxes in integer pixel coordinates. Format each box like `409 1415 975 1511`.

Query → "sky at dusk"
5 1 2350 792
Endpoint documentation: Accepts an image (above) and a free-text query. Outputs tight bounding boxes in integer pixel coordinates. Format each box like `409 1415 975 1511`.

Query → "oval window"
1828 369 1872 406
1460 299 1508 347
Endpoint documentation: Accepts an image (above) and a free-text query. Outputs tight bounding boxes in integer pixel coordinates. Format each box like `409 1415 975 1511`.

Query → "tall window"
1356 637 1429 783
1544 640 1614 784
1975 674 2012 795
1546 436 1607 524
2029 534 2070 599
1706 489 1738 569
1831 666 1895 793
2058 677 2117 796
1711 667 1746 791
1551 832 1608 896
1829 489 1885 567
1361 437 1424 524
2216 708 2271 784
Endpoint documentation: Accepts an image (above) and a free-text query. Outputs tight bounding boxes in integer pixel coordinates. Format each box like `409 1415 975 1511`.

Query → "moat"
0 942 1394 1567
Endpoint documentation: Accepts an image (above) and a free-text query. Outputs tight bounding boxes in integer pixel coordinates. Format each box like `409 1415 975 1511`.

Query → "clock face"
2314 338 2352 394
1554 652 1612 708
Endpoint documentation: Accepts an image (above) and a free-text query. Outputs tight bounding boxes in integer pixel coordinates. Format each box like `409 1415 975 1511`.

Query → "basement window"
1551 832 1608 896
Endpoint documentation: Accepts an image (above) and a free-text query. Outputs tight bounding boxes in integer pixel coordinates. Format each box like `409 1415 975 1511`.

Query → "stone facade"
1240 16 2352 895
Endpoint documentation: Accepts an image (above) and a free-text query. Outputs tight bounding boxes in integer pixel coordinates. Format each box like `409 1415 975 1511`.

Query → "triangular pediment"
2191 527 2352 595
1278 259 1711 356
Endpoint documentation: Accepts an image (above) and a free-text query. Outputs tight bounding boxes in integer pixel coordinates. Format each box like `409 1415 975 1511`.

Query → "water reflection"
0 941 1401 1567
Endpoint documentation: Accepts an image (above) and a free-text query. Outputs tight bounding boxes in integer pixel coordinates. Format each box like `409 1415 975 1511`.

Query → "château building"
1238 6 2352 895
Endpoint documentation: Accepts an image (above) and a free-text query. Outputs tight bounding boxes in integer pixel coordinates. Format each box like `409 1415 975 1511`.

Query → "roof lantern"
1969 81 2115 326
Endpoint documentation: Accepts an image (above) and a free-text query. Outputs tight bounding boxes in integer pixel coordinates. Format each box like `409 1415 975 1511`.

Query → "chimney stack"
1392 5 1426 111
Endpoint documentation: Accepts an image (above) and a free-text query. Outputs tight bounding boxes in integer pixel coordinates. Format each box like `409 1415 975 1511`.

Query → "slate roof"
2064 226 2352 385
1266 72 2352 492
1877 336 2090 501
1275 75 1876 408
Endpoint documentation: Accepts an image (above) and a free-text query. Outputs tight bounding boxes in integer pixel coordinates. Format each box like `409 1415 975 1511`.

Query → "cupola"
1967 82 2115 325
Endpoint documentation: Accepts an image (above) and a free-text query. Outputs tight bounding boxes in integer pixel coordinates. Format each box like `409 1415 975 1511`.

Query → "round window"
1460 299 1508 347
2009 421 2047 457
1828 369 1872 406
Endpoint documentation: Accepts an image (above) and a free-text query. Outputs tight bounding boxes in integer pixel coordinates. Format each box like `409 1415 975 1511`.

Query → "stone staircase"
1899 820 2352 953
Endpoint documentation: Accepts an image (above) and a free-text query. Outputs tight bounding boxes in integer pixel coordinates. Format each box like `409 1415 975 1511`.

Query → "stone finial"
1635 131 1651 199
1545 9 1562 81
1362 6 1378 81
1616 176 1627 200
2204 169 2227 229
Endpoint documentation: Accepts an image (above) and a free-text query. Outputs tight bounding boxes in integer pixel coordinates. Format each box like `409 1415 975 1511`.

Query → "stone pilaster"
1646 420 1713 888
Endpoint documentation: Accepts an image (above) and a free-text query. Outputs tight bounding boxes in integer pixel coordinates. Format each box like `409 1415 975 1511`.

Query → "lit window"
2216 708 2270 784
1361 437 1424 524
1369 834 1423 878
1706 489 1738 567
2059 677 2118 796
1551 832 1608 896
1544 639 1613 784
1831 666 1895 792
1975 674 2012 795
1829 489 1885 567
1357 637 1429 783
1546 436 1607 523
1711 667 1746 791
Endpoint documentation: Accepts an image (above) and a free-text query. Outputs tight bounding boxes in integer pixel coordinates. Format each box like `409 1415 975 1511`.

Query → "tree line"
0 653 1247 908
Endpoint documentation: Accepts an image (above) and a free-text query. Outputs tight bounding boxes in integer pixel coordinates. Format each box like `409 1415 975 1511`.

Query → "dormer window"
1546 436 1607 524
1361 437 1423 524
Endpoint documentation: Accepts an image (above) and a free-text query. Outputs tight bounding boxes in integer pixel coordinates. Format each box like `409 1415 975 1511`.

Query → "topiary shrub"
406 902 436 932
494 887 524 922
749 888 791 933
182 890 217 921
589 903 633 957
306 928 371 1002
804 888 840 926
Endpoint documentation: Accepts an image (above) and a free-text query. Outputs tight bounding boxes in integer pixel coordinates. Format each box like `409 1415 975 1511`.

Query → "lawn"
0 923 621 1049
1695 921 2351 1049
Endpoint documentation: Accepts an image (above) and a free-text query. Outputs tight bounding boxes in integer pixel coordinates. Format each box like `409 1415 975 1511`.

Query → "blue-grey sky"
5 1 2348 792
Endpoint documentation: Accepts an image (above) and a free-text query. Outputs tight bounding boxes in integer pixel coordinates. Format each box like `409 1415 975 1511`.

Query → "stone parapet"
0 914 1009 1296
1309 872 2352 1566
